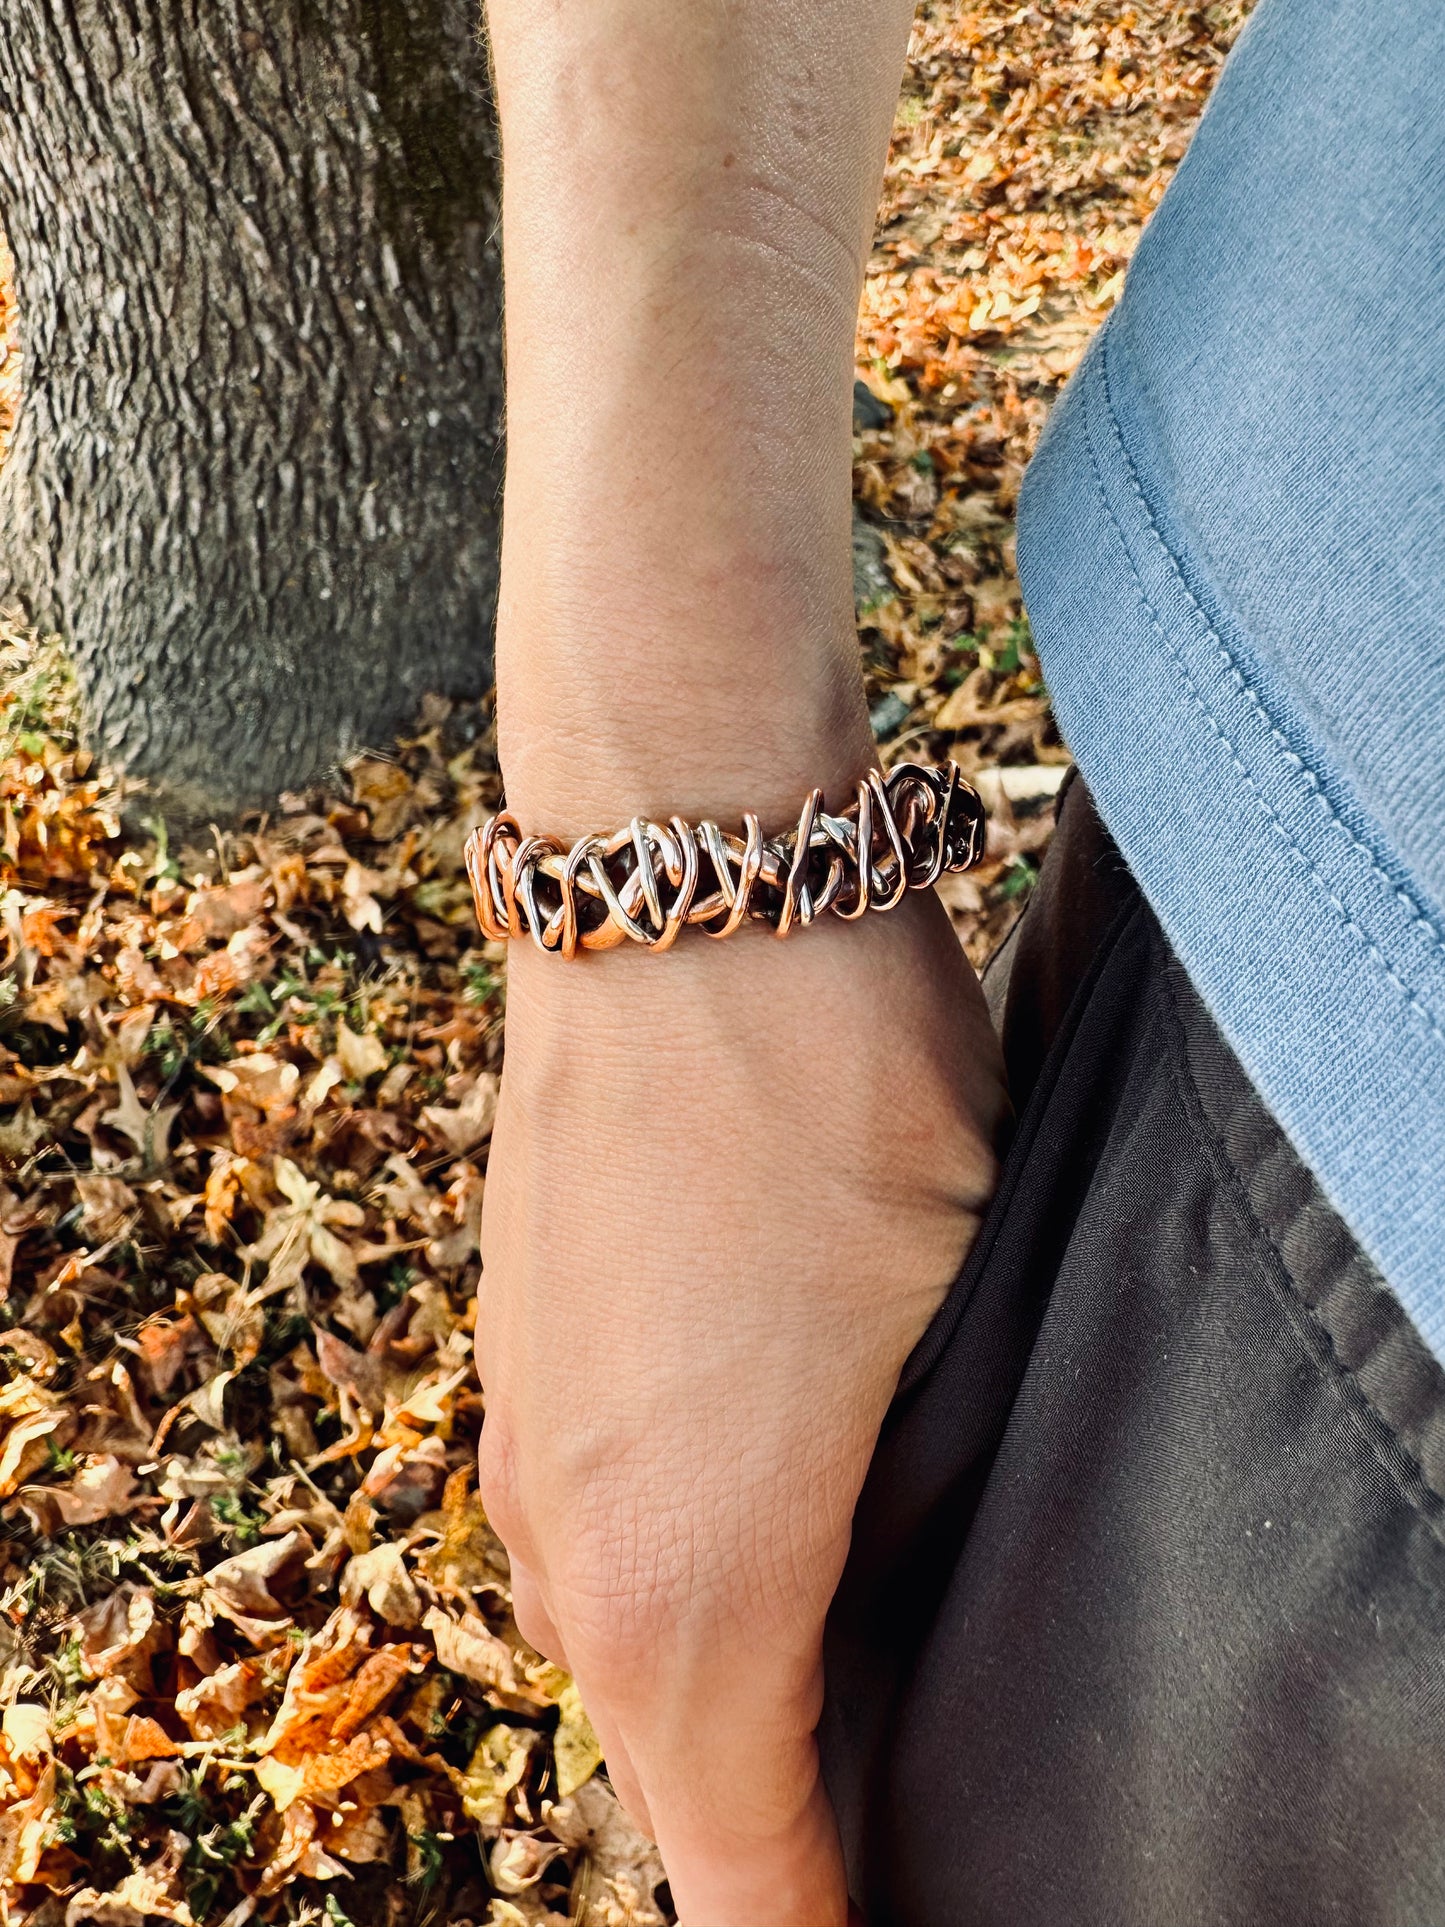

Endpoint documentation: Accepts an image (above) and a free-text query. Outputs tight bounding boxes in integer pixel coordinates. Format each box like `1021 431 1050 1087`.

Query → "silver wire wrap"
464 761 986 958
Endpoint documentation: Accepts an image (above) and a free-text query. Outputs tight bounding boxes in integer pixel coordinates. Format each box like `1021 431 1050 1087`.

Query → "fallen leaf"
73 1174 139 1242
342 860 387 933
460 1723 544 1832
188 1272 265 1367
546 1779 669 1927
0 1375 66 1497
492 1830 558 1895
423 1605 545 1711
326 1800 394 1864
101 1062 180 1167
415 1467 511 1598
242 1155 366 1295
1 1704 50 1764
337 1019 388 1083
422 1071 499 1155
0 1099 49 1168
75 1585 162 1683
200 1532 299 1645
118 1715 181 1763
328 1643 415 1741
11 1453 136 1532
340 1541 423 1628
174 1658 268 1741
65 1866 196 1926
553 1680 604 1800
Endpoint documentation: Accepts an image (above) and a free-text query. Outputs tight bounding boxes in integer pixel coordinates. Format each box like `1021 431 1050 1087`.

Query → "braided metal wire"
464 760 986 957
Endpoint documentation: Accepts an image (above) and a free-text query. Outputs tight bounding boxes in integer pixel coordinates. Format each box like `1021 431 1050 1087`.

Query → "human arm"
476 5 1010 1922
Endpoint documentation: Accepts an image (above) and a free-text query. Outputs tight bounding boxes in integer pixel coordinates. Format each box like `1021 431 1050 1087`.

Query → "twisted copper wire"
464 760 986 958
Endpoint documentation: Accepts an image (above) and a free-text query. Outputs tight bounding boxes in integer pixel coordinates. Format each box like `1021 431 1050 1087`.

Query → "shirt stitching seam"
1099 322 1445 971
1081 341 1445 1051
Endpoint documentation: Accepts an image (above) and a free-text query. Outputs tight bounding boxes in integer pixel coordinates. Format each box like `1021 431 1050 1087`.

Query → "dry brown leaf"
188 1271 265 1367
340 1540 424 1628
486 1903 572 1927
0 1758 54 1889
254 1799 320 1893
75 1584 162 1683
242 1155 366 1294
493 1830 559 1895
0 1704 50 1766
65 1869 195 1927
337 1019 389 1084
326 1800 394 1864
422 1605 551 1714
428 1162 486 1269
0 1098 50 1168
0 1374 65 1496
202 1150 244 1243
200 1531 299 1644
0 1329 58 1380
422 1070 499 1155
133 1311 207 1397
349 756 416 840
299 1726 394 1804
73 1173 139 1242
548 1779 669 1927
101 1061 180 1165
76 1674 138 1755
257 1605 375 1765
461 1723 545 1832
330 1643 415 1742
553 1679 604 1800
11 1451 136 1532
174 1657 268 1740
118 1714 181 1762
415 1467 511 1598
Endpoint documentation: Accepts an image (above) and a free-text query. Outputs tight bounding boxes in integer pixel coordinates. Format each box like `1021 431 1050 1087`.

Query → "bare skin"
478 5 1010 1920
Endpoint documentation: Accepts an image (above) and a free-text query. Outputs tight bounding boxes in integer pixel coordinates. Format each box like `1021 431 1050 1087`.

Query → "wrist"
493 381 870 829
495 394 872 832
495 617 875 837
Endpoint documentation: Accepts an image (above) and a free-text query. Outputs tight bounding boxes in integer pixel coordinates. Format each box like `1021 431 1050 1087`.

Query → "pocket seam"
1160 953 1445 1543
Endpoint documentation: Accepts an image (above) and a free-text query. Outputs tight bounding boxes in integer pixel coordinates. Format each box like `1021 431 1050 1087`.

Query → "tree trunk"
0 0 502 816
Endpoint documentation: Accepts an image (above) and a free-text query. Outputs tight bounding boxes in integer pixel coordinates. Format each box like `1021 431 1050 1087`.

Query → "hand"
475 887 1007 1925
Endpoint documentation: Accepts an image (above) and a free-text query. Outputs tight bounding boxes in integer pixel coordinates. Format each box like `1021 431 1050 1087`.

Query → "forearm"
485 0 915 833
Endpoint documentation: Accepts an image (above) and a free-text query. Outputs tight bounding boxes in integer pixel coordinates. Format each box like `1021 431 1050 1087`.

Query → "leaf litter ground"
0 5 1246 1922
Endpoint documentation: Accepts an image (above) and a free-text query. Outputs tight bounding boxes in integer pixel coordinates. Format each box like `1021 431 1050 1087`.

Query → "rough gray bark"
0 0 502 815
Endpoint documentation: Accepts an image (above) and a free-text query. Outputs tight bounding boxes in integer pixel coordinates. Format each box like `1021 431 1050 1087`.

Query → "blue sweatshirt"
1017 0 1445 1360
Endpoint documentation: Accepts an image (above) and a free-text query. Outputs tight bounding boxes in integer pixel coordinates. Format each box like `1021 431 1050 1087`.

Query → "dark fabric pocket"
821 788 1445 1927
819 884 1159 1905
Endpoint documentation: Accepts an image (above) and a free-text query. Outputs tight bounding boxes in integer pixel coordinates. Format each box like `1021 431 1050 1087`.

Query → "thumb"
616 1650 850 1927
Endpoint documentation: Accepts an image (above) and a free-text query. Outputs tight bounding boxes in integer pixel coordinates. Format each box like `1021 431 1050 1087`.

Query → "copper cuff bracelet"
463 759 986 958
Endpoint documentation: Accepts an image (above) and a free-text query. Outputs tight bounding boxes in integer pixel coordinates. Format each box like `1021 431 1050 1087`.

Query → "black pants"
821 779 1445 1927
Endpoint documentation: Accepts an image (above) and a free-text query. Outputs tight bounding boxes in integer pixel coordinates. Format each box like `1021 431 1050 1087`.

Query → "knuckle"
511 1598 546 1652
548 1525 693 1690
510 1591 559 1663
475 1419 529 1556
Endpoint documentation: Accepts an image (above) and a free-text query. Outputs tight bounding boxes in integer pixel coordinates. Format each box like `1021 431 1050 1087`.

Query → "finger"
665 1744 845 1927
562 1666 655 1839
617 1648 849 1927
509 1562 571 1672
511 1571 656 1838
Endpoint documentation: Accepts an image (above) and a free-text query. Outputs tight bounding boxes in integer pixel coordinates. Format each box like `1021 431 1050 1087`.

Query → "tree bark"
0 0 502 815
